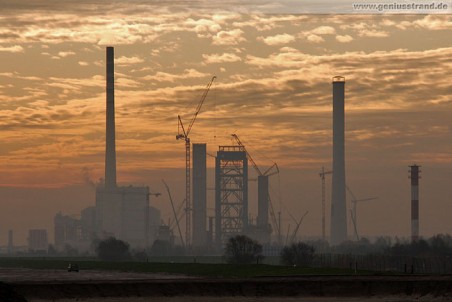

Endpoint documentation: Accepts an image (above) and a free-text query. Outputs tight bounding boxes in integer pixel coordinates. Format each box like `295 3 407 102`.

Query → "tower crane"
319 167 332 241
346 185 378 241
176 76 216 246
231 134 280 239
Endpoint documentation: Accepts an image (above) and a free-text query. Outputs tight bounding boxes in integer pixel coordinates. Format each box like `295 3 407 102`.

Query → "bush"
224 235 263 264
95 237 131 261
150 240 171 256
280 242 315 267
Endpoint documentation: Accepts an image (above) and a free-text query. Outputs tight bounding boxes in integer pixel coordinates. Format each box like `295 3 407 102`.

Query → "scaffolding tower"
215 146 248 246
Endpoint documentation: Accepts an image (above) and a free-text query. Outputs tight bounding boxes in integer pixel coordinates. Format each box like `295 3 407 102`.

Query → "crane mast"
176 76 216 246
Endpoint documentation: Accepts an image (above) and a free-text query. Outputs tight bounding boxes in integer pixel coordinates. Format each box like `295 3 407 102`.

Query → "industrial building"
80 206 96 242
28 229 48 253
96 186 150 248
54 212 81 251
94 46 158 249
330 76 348 245
53 208 99 253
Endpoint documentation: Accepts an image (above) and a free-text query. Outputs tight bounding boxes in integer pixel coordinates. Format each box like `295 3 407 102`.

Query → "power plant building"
192 143 207 247
330 76 348 245
95 46 153 249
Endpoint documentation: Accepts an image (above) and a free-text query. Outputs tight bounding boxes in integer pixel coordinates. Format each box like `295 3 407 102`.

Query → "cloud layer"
0 2 451 241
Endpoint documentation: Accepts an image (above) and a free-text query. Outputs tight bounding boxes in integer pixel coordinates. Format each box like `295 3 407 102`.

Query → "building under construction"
215 145 249 245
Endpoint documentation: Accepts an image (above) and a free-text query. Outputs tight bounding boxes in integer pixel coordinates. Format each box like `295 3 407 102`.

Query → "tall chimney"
330 76 347 245
193 143 207 247
105 46 117 189
409 164 420 241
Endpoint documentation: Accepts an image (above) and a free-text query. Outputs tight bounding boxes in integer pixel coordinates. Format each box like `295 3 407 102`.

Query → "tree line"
89 233 452 265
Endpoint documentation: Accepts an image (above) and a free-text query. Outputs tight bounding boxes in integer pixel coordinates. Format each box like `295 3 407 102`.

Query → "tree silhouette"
224 235 263 264
280 242 315 267
95 237 131 261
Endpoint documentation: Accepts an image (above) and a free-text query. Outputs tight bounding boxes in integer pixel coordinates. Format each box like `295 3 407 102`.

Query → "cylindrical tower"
330 76 347 245
409 165 420 241
193 143 207 247
105 46 117 190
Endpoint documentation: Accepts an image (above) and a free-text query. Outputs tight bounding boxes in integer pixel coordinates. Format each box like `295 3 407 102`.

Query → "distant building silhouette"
7 230 13 255
28 229 48 253
54 212 81 250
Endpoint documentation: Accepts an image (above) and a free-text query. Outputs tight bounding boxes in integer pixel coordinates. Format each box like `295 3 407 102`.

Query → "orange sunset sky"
0 0 451 245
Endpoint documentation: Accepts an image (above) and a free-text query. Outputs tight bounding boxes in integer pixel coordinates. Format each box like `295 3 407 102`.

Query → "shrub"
280 242 315 267
150 240 171 256
95 237 131 261
224 235 263 264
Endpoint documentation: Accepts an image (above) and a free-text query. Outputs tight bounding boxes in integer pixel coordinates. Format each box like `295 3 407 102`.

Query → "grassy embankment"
0 257 377 278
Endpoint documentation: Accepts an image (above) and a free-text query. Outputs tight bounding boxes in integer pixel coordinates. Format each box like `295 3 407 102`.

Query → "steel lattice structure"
215 146 248 245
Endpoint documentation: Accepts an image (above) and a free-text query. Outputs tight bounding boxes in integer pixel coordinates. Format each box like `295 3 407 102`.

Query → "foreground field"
1 258 451 301
0 257 372 278
1 269 451 302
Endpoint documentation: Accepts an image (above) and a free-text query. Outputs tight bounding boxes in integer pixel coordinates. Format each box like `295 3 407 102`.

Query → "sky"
0 0 451 246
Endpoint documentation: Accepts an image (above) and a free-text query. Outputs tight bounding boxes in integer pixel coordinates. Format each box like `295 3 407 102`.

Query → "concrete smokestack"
193 143 207 247
409 164 420 241
330 76 347 245
105 46 117 189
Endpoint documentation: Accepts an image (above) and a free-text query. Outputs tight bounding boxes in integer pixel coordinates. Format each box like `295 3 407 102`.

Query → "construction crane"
162 180 185 248
231 134 280 238
232 134 279 177
346 186 378 241
319 167 332 241
289 210 309 243
176 76 216 246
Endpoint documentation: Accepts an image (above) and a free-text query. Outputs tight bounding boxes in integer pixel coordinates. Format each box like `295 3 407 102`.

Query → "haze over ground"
0 0 451 245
